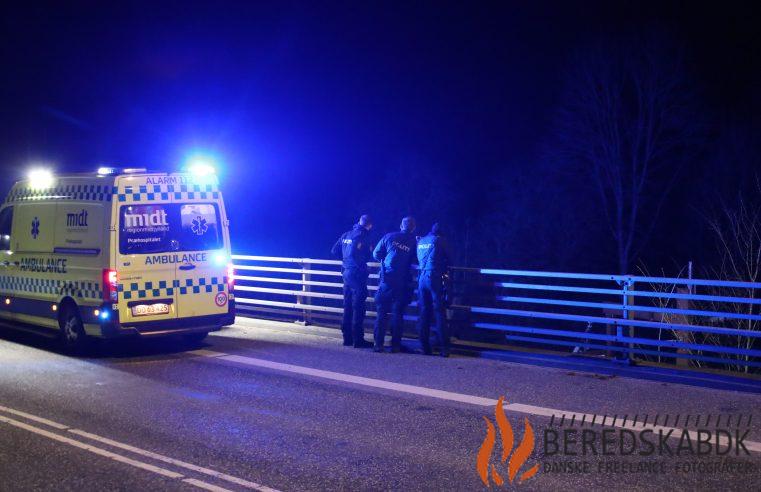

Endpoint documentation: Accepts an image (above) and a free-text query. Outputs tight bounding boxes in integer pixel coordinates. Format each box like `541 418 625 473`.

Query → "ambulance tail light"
103 269 118 302
226 263 235 292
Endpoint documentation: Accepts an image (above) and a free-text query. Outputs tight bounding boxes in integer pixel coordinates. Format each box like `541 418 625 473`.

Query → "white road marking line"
0 405 280 492
0 404 69 430
190 349 761 454
192 349 228 358
192 350 495 406
183 478 235 492
69 429 279 492
0 414 182 479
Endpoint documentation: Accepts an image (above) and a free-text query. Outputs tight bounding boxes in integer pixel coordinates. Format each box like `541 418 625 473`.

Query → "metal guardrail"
231 254 761 371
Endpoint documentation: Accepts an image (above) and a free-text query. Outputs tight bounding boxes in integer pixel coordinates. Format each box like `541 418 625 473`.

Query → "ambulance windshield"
119 203 222 254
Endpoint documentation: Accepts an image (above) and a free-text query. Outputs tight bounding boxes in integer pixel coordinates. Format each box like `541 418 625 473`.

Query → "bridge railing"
231 254 761 371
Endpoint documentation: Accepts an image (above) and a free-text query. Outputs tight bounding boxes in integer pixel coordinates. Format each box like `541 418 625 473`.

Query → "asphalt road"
1 318 760 491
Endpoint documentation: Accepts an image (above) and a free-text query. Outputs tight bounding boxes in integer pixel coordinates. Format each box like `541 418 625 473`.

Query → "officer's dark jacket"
373 231 417 280
416 233 451 272
331 224 373 272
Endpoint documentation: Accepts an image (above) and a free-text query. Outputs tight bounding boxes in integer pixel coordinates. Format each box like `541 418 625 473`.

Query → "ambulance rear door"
173 199 230 320
114 181 178 325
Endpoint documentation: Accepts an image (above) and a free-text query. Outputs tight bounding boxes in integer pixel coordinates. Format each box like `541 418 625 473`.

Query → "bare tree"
701 178 761 372
554 32 701 273
635 264 700 366
643 178 761 373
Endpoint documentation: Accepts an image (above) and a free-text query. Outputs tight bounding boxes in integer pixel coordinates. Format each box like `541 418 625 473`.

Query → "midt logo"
124 209 168 228
66 209 88 227
476 396 539 487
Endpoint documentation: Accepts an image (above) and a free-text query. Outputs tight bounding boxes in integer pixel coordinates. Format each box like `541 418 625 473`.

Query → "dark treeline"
357 31 760 278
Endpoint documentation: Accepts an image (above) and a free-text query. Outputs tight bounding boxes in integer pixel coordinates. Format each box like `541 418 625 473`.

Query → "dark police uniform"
372 231 417 352
332 224 373 347
416 229 452 356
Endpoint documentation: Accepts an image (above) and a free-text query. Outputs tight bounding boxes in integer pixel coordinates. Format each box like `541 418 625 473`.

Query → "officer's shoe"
353 340 373 349
390 345 401 353
342 339 353 347
440 351 450 358
373 345 384 353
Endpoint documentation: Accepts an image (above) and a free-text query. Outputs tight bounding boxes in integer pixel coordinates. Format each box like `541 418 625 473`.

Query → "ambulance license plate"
131 303 170 317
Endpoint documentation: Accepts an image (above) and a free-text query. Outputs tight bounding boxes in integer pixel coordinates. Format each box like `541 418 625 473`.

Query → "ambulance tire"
183 331 209 344
58 303 89 353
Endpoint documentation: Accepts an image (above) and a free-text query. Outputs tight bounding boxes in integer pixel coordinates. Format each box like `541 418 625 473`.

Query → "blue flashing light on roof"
188 161 216 177
183 153 219 185
184 153 218 176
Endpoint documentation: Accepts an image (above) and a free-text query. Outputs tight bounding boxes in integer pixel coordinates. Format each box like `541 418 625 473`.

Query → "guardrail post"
617 277 635 364
301 260 312 325
625 278 635 362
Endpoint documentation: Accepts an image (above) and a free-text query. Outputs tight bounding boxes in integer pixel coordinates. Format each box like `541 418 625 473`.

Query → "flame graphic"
476 417 495 486
476 396 538 486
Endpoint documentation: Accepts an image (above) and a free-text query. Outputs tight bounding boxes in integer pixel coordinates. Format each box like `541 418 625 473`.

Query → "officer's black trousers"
373 279 410 350
341 269 368 344
417 270 449 354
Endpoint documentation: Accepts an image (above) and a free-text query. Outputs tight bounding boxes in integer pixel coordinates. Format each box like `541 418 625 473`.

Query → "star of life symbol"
31 217 40 239
191 215 208 236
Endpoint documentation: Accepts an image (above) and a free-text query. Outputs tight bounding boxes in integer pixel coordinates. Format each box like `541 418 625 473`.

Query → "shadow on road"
0 325 210 360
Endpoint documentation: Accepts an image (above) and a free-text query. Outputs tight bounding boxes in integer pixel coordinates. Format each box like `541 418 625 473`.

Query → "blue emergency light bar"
96 167 148 175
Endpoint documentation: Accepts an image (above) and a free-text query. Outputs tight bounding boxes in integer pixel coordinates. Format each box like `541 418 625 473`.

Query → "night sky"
1 2 759 270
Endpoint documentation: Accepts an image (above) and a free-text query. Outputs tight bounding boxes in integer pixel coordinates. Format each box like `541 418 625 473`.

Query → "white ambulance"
0 167 235 350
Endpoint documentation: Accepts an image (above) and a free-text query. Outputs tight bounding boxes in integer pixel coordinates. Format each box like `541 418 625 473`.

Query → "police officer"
331 214 374 348
372 216 417 353
416 223 452 356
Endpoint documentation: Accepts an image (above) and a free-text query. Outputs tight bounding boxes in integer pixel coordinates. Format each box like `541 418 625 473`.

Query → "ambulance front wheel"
58 303 88 352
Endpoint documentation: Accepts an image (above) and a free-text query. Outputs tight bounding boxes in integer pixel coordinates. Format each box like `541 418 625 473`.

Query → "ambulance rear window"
119 203 222 254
